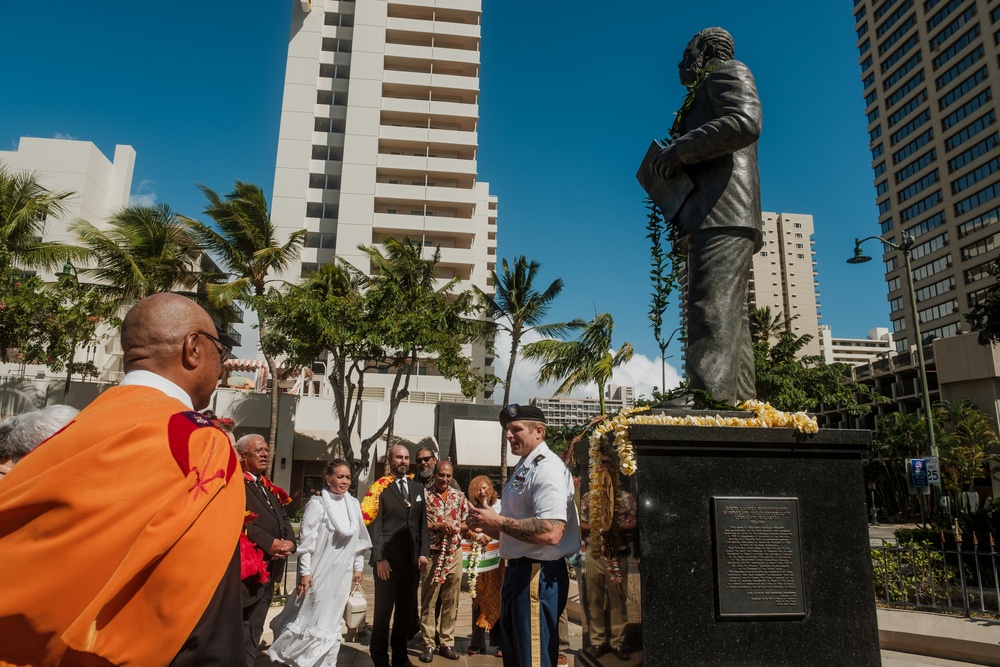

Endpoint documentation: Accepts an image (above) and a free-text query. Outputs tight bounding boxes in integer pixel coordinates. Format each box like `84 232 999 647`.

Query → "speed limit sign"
925 457 941 486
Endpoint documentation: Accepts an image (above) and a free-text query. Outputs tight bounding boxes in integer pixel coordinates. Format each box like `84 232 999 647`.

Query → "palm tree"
478 256 569 479
934 399 1000 497
522 312 634 415
0 166 77 272
71 203 205 308
184 181 307 469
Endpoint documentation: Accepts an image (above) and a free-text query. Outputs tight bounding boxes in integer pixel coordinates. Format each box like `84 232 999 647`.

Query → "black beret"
499 403 546 427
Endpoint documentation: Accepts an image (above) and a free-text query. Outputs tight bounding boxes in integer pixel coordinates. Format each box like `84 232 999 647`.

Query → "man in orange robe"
0 293 246 666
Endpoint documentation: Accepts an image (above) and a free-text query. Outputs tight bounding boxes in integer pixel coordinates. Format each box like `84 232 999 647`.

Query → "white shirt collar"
120 369 194 410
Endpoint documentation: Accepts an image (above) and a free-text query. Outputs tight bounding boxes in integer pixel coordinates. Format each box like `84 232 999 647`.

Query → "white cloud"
52 132 77 141
129 179 158 207
491 328 683 405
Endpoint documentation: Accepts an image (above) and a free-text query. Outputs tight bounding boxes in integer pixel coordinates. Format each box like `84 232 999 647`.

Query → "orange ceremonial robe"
0 385 245 666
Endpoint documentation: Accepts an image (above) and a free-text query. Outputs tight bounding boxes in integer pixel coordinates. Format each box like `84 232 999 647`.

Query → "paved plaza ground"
252 524 994 666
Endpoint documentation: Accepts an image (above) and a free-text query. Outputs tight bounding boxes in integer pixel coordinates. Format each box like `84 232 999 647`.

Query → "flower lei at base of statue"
466 541 482 598
361 474 415 525
586 401 820 553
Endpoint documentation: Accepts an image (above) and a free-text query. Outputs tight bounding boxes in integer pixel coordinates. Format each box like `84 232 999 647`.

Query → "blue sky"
1 2 889 395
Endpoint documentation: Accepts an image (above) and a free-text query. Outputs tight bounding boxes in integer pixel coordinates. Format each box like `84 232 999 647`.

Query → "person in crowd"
581 483 636 661
416 447 462 490
0 404 78 477
0 292 245 665
268 459 372 666
467 404 580 667
239 433 297 666
369 444 429 667
464 475 503 657
419 460 468 662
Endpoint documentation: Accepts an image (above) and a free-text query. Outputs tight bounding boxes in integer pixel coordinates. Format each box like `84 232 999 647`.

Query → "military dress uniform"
499 441 580 667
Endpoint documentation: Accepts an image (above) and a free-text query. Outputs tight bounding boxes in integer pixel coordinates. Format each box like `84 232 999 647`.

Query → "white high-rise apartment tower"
854 0 1000 351
271 0 498 403
749 212 822 357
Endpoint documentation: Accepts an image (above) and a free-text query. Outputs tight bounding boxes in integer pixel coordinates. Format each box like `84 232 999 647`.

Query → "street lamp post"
847 236 937 456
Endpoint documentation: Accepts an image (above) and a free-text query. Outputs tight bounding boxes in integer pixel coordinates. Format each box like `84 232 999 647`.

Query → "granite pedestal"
580 424 881 667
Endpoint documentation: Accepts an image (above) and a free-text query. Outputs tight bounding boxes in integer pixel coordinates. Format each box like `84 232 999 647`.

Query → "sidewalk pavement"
253 526 994 667
257 571 583 667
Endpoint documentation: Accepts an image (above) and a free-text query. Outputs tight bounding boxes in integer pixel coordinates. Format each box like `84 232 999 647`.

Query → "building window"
917 299 958 323
887 90 928 127
960 233 998 261
941 89 992 132
305 231 337 249
951 155 1000 195
957 204 1000 238
947 133 999 173
914 276 955 302
905 210 945 238
938 66 988 110
931 25 981 71
899 190 942 222
894 148 936 183
897 169 939 203
911 255 950 281
945 111 997 153
934 45 984 91
883 52 922 91
955 180 1000 217
305 202 339 220
891 129 933 164
886 71 925 108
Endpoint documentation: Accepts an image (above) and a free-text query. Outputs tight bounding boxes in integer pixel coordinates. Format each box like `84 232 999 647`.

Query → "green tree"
870 410 926 520
933 399 1000 496
522 313 634 415
965 260 1000 345
259 238 490 486
750 307 887 414
71 203 206 308
0 270 117 395
184 181 307 468
0 166 79 271
477 256 569 479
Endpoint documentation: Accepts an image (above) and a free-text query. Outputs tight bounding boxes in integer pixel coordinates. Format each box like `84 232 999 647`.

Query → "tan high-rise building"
749 212 822 356
271 0 498 402
854 0 1000 352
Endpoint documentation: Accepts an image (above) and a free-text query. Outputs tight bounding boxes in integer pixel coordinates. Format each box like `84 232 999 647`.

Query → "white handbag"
343 583 367 630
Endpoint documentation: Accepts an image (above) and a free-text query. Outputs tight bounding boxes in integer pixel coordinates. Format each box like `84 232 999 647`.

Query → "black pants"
172 546 244 666
242 584 274 667
372 564 420 667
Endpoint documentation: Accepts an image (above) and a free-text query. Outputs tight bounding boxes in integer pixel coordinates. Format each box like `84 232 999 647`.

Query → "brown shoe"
438 646 460 661
419 647 434 663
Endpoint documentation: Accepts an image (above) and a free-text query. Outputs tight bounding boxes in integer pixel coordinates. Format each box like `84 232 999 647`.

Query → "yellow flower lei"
587 401 819 543
361 474 415 526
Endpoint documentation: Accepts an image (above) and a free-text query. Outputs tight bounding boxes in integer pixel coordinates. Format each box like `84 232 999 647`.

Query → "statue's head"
679 27 735 87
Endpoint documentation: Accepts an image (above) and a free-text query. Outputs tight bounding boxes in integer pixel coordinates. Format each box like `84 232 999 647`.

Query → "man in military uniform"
467 404 579 667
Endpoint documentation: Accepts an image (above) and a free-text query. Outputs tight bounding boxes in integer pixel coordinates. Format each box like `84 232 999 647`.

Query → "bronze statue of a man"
643 27 763 405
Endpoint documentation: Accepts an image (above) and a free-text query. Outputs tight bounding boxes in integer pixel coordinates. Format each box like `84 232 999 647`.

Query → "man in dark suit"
238 433 296 667
369 444 430 667
649 26 763 405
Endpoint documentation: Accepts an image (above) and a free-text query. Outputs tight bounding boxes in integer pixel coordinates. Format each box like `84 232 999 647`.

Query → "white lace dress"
268 489 373 667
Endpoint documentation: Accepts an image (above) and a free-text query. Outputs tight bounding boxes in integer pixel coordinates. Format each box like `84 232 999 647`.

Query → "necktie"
398 478 407 498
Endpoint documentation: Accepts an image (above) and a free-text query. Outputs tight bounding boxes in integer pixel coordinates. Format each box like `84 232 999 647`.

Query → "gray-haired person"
0 404 79 477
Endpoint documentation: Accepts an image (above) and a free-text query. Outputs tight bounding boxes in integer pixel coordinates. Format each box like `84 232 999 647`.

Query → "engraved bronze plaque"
712 497 806 619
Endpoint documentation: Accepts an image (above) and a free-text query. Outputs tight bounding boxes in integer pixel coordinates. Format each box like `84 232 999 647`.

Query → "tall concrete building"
271 0 499 403
854 0 1000 352
0 137 135 282
749 212 822 356
818 325 893 365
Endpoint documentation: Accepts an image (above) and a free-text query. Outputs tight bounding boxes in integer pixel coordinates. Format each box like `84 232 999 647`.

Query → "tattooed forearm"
501 517 565 545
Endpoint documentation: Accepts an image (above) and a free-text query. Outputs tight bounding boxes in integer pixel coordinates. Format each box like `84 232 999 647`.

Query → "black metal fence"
871 536 1000 617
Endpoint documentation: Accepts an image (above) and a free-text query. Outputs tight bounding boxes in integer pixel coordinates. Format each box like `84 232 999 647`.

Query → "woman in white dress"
269 459 372 667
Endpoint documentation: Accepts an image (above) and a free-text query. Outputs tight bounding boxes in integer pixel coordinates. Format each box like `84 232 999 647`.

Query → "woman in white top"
269 459 372 667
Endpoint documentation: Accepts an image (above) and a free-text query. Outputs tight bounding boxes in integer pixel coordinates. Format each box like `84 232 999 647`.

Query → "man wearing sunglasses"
0 293 245 666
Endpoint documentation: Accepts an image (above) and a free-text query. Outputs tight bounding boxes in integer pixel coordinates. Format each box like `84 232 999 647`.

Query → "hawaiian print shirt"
426 486 469 552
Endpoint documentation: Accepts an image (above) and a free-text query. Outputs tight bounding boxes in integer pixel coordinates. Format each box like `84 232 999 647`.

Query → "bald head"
121 294 224 410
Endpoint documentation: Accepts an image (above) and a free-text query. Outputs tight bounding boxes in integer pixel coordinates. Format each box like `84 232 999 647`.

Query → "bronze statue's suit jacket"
673 58 763 251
